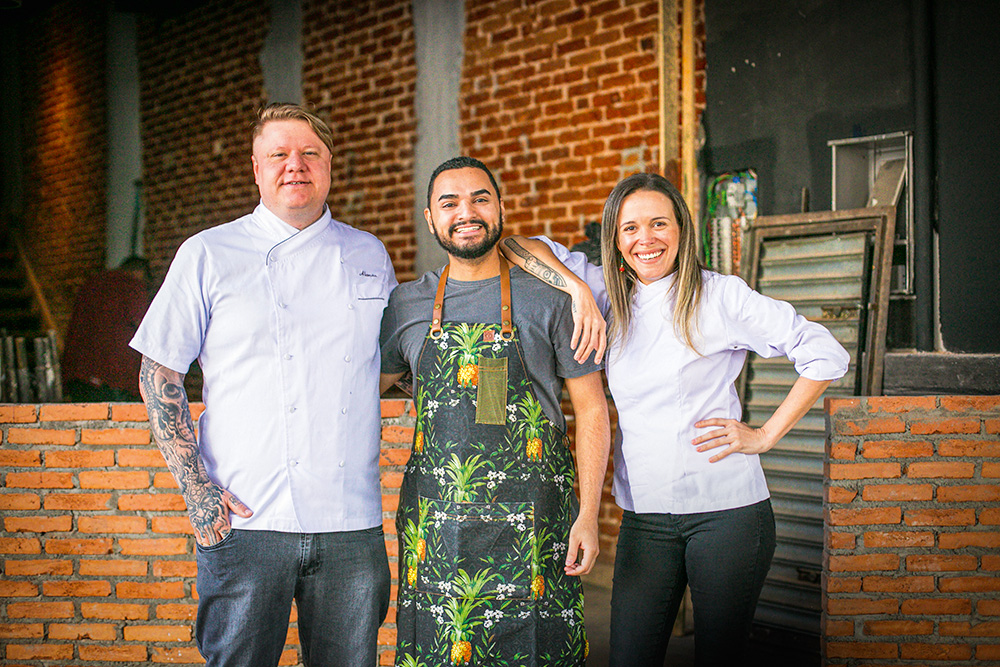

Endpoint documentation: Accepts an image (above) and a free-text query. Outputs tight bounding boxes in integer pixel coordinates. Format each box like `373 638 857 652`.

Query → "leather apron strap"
429 252 514 340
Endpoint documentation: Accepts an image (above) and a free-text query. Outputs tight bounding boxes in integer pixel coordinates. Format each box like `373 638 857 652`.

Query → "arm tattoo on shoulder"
139 357 226 538
502 238 568 289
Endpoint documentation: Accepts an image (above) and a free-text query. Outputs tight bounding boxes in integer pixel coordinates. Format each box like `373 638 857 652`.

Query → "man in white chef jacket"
131 103 395 667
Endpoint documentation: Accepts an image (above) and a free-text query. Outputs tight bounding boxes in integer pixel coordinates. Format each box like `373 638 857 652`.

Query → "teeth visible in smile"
637 250 663 260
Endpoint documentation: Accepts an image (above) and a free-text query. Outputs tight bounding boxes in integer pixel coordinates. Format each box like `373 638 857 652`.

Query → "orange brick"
910 418 980 435
111 404 150 422
81 602 149 620
938 439 1000 457
380 470 404 488
0 581 39 596
5 559 73 576
827 598 899 616
79 559 148 576
825 619 854 636
826 577 861 593
379 448 411 466
78 645 148 662
835 417 905 436
0 622 44 638
6 601 75 619
864 619 934 635
45 538 113 555
153 472 180 488
47 622 117 640
7 643 74 660
116 581 186 599
118 537 189 556
0 537 42 554
0 449 41 466
78 470 150 489
825 641 897 659
939 576 1000 592
44 493 112 510
381 425 414 443
904 509 976 526
118 493 186 511
155 603 197 620
6 427 77 445
862 575 934 592
0 493 41 510
278 649 299 666
377 626 397 646
4 515 72 533
151 516 194 534
829 554 899 572
988 418 1000 434
937 484 1000 502
78 515 148 534
380 399 407 418
984 509 1000 525
900 642 971 660
863 531 934 548
828 507 901 526
151 647 207 664
940 621 1000 636
123 624 192 642
828 462 901 480
940 396 1000 411
982 555 1000 570
5 471 74 488
829 442 856 460
861 440 933 458
862 483 933 501
826 486 857 503
118 448 167 467
827 532 855 549
940 531 1000 549
153 560 197 578
382 518 397 535
826 397 861 414
81 428 152 445
906 461 975 478
45 449 115 468
866 396 936 413
382 493 400 512
985 461 1000 477
0 405 38 423
979 600 1000 616
902 598 971 615
40 403 108 421
42 580 112 597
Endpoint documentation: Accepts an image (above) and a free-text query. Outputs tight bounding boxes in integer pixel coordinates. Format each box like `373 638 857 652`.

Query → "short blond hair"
251 103 334 156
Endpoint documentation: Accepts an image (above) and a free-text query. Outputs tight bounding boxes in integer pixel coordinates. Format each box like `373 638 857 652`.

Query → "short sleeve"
549 288 603 380
720 275 850 382
379 287 410 375
534 236 611 317
129 237 211 374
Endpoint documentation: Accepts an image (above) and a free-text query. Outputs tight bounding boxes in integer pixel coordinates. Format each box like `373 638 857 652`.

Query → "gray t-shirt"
380 265 602 431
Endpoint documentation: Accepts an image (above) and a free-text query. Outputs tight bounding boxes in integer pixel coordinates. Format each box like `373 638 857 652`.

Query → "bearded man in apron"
379 157 611 666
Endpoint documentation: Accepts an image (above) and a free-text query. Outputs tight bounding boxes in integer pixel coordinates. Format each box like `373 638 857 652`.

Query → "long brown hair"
600 173 706 350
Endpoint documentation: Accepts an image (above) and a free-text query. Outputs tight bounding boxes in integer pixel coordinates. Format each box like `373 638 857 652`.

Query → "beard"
431 214 503 260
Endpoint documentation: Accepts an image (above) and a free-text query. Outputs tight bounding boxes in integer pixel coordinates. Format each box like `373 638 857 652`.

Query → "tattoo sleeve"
502 238 568 289
139 356 227 541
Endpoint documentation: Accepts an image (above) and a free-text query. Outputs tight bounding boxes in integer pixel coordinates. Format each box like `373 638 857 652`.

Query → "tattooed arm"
500 236 607 363
139 356 252 546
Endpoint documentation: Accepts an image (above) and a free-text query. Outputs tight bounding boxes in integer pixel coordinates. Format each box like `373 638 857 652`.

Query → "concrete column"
261 0 303 105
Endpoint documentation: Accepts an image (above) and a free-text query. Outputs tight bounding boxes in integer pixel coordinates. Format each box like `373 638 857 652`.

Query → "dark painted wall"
704 0 1000 354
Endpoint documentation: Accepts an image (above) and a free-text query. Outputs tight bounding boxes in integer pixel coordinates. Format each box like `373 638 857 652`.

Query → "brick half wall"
0 401 419 666
824 396 1000 665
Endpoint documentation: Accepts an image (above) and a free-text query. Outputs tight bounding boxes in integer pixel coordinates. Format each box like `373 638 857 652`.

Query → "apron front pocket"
475 355 508 425
416 496 533 601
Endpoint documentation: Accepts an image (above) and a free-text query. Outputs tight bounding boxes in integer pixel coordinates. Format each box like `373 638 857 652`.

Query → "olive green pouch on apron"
475 355 507 425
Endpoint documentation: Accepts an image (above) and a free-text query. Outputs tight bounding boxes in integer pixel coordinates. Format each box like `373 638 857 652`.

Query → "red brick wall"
824 396 1000 664
18 0 108 335
137 0 268 281
0 400 414 665
302 0 419 282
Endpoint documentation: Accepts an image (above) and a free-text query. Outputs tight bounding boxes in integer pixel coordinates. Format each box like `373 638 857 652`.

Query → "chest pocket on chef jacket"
351 279 389 344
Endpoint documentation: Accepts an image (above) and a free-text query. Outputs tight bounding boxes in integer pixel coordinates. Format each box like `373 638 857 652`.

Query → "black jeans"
609 500 776 666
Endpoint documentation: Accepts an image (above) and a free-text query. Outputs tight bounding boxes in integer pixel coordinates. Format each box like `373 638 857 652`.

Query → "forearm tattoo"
139 357 228 541
502 238 568 289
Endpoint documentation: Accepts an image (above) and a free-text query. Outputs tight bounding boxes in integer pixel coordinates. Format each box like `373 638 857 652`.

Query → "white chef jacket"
131 203 396 532
539 237 849 514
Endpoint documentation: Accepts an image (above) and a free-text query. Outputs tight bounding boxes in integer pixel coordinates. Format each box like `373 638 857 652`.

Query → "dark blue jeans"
609 500 776 666
195 527 390 667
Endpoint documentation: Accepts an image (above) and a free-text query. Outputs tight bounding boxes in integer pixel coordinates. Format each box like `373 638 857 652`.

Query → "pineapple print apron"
394 255 587 667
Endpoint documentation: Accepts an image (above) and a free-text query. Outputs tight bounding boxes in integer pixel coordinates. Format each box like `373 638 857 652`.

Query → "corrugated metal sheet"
743 227 876 637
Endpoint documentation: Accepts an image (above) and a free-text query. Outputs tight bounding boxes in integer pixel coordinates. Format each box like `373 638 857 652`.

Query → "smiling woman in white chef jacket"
500 172 849 666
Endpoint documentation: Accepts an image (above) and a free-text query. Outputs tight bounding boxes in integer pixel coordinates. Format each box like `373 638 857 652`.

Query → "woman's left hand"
692 419 774 462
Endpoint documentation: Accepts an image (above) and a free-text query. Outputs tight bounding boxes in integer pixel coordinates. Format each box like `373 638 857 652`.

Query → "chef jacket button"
288 406 296 413
283 353 292 360
341 407 347 414
339 461 345 468
344 355 351 363
290 460 298 466
348 303 354 310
